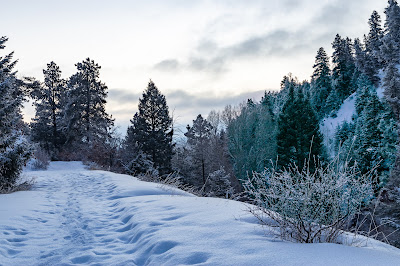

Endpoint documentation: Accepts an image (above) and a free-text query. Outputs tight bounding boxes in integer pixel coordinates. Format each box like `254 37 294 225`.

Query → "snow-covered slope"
1 162 399 265
320 93 357 156
320 75 386 156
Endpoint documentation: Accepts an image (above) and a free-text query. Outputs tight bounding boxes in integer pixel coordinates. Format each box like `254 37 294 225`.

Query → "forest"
1 0 400 247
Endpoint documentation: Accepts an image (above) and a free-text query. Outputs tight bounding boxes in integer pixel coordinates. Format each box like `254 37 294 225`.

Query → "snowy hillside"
320 93 356 156
320 82 386 156
0 162 400 265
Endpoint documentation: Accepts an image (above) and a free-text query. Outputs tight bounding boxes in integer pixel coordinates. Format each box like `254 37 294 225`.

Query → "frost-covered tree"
0 37 31 191
383 0 400 62
205 167 233 198
335 76 397 191
30 61 66 157
125 80 173 175
228 96 277 183
381 0 400 184
277 85 324 170
367 11 384 53
354 38 379 86
310 47 332 118
64 58 114 150
332 34 356 102
365 11 384 72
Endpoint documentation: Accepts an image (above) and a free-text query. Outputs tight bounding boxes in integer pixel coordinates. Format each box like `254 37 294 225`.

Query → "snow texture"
0 162 399 265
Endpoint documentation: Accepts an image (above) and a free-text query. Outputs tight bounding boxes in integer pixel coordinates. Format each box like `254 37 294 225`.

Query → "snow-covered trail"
0 163 142 265
1 162 400 266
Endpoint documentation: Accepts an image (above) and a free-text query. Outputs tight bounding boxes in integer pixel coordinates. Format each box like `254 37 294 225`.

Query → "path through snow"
1 162 400 265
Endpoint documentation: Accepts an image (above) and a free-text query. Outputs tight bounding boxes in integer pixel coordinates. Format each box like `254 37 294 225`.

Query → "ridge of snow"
0 162 399 265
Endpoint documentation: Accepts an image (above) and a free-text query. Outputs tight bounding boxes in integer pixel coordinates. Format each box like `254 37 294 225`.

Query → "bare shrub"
29 147 50 170
243 156 374 243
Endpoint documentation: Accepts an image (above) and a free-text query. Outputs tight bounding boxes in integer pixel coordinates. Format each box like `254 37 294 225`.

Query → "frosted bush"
28 147 50 170
243 158 374 243
206 167 233 198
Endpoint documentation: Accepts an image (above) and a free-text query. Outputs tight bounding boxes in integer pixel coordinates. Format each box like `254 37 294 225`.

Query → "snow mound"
0 162 399 265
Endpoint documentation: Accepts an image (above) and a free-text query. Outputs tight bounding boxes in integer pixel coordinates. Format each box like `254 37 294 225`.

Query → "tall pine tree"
365 10 384 75
228 97 276 183
382 0 400 185
185 114 213 186
277 85 323 170
30 61 66 157
332 34 356 102
125 80 173 175
311 47 332 118
64 58 113 150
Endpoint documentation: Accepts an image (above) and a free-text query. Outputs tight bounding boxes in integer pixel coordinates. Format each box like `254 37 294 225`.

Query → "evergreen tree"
122 113 155 174
382 0 400 185
311 47 332 118
335 79 397 192
0 37 31 191
277 85 324 170
382 0 400 118
382 0 400 63
354 38 377 85
184 114 213 186
332 34 356 101
366 11 384 71
378 104 398 185
357 90 383 185
64 58 113 150
228 97 276 182
355 74 374 115
30 61 66 157
125 80 173 175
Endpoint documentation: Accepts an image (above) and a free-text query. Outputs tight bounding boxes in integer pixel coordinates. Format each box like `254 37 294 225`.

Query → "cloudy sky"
3 0 388 133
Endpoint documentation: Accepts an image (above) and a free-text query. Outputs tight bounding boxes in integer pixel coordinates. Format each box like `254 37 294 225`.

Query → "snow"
1 162 400 265
320 93 356 156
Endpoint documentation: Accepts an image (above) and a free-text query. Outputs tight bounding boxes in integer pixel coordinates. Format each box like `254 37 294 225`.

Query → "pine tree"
366 11 384 71
64 58 114 150
0 37 31 191
357 91 383 184
336 78 396 192
383 0 400 63
354 38 378 85
367 11 384 53
125 80 173 175
277 85 324 170
311 47 332 118
184 114 213 186
122 113 155 174
382 0 400 186
332 34 356 101
355 74 374 115
228 96 276 182
378 104 398 185
30 61 66 157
